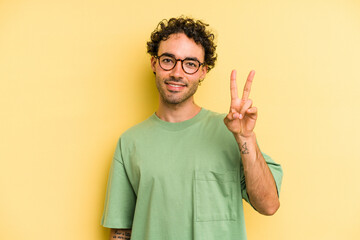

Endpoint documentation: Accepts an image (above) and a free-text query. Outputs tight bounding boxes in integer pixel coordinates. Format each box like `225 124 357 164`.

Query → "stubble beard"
156 76 200 105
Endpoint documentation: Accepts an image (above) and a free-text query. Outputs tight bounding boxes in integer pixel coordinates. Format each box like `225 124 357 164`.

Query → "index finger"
230 69 238 100
242 70 255 100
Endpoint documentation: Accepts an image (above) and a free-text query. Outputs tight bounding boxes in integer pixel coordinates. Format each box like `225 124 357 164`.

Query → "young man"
101 17 283 240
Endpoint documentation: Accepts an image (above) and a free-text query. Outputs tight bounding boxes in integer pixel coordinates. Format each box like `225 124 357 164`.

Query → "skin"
150 33 207 122
109 32 280 238
224 70 280 215
109 229 131 240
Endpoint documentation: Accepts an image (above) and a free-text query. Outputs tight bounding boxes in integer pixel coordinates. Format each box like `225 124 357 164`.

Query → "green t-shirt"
101 108 283 240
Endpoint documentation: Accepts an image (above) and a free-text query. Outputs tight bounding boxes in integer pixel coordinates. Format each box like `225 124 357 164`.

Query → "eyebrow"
160 52 201 62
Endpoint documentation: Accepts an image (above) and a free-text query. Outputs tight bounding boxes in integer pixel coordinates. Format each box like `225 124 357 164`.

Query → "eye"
161 56 174 64
184 60 199 68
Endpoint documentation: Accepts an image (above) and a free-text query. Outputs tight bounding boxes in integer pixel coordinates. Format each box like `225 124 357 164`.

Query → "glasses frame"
155 54 205 75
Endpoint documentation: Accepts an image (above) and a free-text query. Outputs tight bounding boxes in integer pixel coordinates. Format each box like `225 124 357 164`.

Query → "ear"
151 56 157 73
199 65 208 80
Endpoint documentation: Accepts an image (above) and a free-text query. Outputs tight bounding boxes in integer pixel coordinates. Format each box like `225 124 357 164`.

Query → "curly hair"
147 17 217 72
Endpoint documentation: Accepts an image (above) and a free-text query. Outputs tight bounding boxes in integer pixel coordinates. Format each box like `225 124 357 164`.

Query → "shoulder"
202 109 227 127
113 115 158 155
205 109 226 120
120 115 156 140
195 109 234 141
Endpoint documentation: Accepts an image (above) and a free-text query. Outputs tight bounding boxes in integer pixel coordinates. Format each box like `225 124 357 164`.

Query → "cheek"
189 72 203 82
154 64 164 74
155 69 166 79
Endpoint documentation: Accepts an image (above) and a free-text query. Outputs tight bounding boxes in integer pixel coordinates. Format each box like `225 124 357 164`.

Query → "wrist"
233 132 256 143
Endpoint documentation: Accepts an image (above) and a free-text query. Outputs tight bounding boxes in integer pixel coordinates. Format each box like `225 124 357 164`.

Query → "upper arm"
109 228 132 240
101 138 136 229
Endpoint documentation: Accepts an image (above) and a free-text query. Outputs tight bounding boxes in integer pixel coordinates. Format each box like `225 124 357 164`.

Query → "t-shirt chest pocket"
194 170 239 222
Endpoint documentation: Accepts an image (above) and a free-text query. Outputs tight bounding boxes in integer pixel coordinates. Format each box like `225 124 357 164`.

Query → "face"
151 33 207 105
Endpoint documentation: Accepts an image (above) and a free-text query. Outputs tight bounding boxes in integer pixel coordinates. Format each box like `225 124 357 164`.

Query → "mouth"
165 81 187 91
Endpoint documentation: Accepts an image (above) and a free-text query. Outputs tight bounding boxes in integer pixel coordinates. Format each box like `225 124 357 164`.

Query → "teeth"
169 84 184 87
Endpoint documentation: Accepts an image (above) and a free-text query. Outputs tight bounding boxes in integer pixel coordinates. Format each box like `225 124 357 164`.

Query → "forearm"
234 132 280 215
109 229 132 240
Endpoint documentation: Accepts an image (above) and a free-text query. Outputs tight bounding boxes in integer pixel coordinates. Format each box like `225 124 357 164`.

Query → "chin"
162 94 190 105
163 98 183 105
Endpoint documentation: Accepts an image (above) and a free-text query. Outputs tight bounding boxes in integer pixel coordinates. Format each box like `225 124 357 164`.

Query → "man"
101 17 283 240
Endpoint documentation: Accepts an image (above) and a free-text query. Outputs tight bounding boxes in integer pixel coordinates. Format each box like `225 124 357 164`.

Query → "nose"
170 59 184 78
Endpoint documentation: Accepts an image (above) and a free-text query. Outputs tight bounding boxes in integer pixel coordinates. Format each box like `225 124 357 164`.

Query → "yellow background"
1 0 359 239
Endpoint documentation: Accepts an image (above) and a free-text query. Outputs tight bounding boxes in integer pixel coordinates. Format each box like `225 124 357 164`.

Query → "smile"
165 81 187 92
168 83 185 87
165 81 187 86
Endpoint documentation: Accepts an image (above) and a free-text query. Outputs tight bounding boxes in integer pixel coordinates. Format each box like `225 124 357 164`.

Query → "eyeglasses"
155 54 205 74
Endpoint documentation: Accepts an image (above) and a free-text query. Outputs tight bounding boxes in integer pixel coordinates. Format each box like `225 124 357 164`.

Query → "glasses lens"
158 55 201 74
183 60 200 74
159 55 175 70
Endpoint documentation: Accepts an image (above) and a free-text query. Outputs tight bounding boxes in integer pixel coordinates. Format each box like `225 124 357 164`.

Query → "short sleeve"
101 139 136 228
241 152 283 206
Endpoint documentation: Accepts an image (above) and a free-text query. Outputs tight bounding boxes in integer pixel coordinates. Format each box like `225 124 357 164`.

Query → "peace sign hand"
224 70 258 138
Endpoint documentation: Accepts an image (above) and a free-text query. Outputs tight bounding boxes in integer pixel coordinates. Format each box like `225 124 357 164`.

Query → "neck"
156 97 201 123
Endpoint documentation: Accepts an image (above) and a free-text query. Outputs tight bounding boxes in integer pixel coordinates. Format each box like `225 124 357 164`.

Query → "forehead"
158 33 205 61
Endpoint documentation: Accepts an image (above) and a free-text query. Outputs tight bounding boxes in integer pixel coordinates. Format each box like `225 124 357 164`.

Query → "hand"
224 70 258 138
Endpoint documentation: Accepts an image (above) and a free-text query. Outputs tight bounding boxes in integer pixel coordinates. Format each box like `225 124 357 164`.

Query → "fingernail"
239 114 243 119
